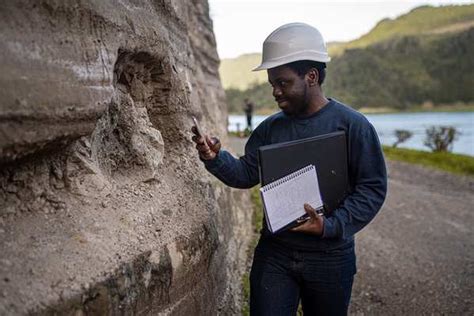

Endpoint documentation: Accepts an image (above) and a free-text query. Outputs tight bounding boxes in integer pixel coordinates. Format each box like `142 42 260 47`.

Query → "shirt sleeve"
322 121 387 239
202 127 265 189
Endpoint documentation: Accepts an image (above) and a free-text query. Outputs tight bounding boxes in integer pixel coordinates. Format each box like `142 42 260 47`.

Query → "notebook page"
260 165 324 232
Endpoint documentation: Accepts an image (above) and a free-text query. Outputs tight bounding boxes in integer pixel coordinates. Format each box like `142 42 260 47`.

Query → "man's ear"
306 68 319 86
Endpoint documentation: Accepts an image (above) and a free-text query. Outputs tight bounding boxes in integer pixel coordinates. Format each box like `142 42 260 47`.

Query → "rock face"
0 1 253 314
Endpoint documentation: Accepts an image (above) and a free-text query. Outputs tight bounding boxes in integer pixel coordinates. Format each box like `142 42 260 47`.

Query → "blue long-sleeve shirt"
204 99 387 251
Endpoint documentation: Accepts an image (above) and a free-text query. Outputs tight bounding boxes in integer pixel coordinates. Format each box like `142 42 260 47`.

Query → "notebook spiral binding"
262 165 315 192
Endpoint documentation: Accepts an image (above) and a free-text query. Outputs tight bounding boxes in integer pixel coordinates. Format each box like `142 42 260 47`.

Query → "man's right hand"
191 126 221 160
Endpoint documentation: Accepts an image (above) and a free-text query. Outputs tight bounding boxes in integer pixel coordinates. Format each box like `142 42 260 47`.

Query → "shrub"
393 129 413 148
424 126 459 152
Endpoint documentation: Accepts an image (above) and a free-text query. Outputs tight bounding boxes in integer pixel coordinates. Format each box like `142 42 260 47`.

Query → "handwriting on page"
260 165 323 233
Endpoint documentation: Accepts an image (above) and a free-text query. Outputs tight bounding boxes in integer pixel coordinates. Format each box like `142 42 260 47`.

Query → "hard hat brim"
252 52 331 72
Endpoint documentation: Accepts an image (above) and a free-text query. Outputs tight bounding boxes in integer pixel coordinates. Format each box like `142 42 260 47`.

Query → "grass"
383 146 474 176
241 186 264 316
250 186 264 237
241 274 251 316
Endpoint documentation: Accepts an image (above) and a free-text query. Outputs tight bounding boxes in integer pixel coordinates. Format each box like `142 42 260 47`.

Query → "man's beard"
282 85 310 117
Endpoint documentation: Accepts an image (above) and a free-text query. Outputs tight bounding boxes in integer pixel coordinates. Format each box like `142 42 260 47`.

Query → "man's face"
267 65 309 116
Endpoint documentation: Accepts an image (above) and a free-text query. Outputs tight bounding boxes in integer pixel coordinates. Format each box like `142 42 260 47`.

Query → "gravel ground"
228 137 474 315
351 160 474 315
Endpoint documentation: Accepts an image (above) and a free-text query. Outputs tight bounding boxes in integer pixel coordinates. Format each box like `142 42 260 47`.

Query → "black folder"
258 131 349 216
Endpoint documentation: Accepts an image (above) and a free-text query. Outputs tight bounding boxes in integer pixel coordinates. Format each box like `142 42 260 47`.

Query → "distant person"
243 98 254 131
192 22 387 315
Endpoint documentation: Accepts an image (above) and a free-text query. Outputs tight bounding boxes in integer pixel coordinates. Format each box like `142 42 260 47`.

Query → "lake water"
228 112 474 156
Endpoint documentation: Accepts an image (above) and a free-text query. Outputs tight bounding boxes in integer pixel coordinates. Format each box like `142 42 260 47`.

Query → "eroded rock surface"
0 1 253 314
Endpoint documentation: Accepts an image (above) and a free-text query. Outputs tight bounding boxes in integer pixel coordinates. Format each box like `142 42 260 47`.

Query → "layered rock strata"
0 1 253 314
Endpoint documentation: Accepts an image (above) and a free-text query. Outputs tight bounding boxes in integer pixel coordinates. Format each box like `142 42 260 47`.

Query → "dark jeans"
250 238 356 316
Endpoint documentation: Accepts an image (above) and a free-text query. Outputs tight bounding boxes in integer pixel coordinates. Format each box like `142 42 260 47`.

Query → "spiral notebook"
258 131 349 216
259 165 323 233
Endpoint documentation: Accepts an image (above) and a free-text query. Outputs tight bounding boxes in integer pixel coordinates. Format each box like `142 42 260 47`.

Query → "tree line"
226 27 474 114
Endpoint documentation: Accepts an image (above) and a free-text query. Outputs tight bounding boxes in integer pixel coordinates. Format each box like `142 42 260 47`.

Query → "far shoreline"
228 103 474 116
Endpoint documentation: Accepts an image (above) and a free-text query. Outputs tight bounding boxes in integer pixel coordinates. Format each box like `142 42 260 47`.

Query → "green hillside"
219 53 265 90
219 43 344 90
334 4 474 55
220 4 474 113
325 28 474 109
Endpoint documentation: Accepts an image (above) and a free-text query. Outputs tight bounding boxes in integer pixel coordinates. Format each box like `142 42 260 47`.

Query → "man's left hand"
290 203 324 236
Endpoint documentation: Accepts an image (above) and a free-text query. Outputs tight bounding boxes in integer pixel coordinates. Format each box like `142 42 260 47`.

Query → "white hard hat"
253 22 331 71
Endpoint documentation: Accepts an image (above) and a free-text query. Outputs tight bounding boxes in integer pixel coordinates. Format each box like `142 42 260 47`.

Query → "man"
192 23 387 315
243 98 254 131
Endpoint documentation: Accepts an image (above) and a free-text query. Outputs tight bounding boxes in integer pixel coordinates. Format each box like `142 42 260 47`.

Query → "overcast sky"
209 0 474 59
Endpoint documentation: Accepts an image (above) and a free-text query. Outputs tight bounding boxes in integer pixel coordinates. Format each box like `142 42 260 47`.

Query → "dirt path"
227 136 474 315
351 160 473 315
